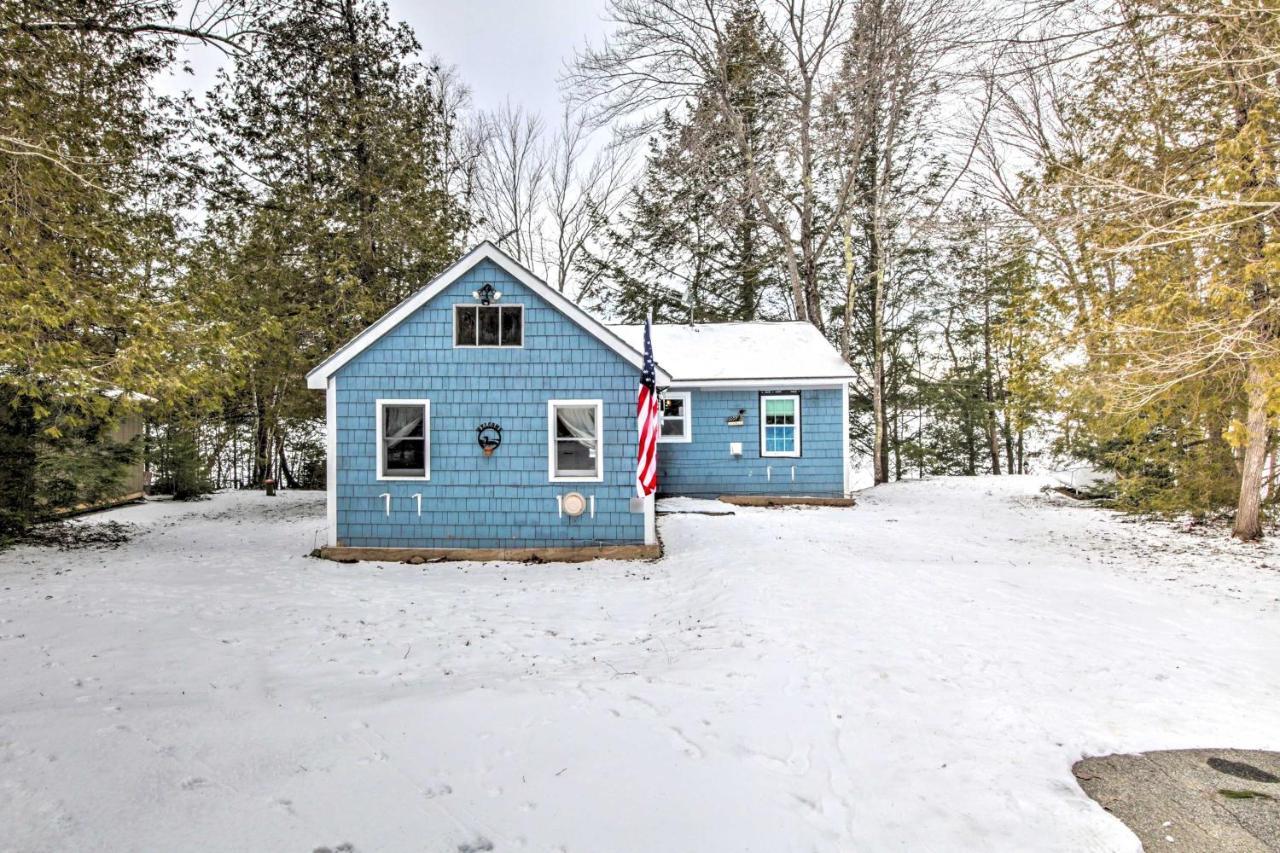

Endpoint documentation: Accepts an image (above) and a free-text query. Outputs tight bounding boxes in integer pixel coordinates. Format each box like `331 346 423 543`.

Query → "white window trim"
658 391 693 444
452 303 526 349
375 398 431 481
760 393 801 458
547 399 604 483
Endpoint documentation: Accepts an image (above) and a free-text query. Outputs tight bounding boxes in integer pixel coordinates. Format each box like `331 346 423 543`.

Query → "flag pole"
642 310 657 546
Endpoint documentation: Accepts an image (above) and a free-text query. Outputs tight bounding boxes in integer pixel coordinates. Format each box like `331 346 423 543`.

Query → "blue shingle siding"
657 387 846 498
334 258 644 548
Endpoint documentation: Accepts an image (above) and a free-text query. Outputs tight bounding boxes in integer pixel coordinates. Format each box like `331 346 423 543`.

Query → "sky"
398 0 612 118
164 0 613 120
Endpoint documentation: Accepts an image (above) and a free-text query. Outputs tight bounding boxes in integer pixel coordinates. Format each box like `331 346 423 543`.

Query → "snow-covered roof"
609 321 855 387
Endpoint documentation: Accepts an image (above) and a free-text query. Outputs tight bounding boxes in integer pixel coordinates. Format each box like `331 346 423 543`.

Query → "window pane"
455 306 477 346
660 418 684 437
555 406 597 439
556 439 596 474
765 426 795 453
501 306 522 346
385 437 425 475
553 404 599 476
765 398 795 422
478 306 501 345
661 398 684 418
384 405 424 438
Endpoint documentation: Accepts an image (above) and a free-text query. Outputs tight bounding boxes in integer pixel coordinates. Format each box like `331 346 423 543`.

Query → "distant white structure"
1051 465 1115 496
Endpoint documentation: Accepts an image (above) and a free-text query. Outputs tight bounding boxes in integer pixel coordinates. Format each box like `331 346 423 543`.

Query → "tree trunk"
252 391 271 487
1002 414 1016 476
277 436 300 489
982 289 1002 475
0 391 38 537
984 410 1002 475
964 409 977 476
1234 360 1269 541
870 215 889 485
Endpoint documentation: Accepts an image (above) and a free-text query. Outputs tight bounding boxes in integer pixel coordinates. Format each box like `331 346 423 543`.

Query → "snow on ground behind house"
1 477 1279 852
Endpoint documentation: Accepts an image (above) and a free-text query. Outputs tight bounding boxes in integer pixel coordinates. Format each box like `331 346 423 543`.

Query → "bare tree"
835 0 968 483
473 103 548 267
572 0 872 327
544 108 631 292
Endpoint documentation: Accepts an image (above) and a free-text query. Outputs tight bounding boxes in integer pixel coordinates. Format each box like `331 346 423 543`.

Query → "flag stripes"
637 318 659 497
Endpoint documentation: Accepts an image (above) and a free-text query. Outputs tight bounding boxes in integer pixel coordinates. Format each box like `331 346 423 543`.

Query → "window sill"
549 474 603 484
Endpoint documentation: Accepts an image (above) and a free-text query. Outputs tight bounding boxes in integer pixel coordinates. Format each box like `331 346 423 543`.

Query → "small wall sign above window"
476 422 503 456
455 304 523 347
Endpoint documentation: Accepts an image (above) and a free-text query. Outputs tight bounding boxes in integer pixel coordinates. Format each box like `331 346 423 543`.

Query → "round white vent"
562 491 587 517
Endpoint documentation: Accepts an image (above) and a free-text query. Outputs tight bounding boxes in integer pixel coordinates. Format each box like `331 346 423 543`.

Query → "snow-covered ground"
2 477 1279 852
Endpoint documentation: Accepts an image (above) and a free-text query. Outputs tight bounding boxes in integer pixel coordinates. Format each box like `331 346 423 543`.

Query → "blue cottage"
307 242 853 560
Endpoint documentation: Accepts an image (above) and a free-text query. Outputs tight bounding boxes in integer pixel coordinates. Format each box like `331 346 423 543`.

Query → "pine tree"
1034 1 1280 536
201 0 468 485
0 0 235 536
583 1 787 323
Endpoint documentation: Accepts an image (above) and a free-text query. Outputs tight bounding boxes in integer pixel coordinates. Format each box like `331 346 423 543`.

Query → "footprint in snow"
423 783 452 798
180 776 209 790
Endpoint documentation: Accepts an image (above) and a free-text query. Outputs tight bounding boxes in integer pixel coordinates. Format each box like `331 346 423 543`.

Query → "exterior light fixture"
472 283 502 305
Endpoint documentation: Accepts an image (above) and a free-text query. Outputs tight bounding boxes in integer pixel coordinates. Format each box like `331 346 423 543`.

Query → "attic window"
455 305 522 347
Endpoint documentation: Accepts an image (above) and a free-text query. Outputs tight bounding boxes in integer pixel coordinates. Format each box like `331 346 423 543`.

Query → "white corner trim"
375 399 431 481
326 377 338 547
657 390 692 444
306 242 670 389
644 492 656 546
547 399 604 483
841 382 852 496
760 393 802 458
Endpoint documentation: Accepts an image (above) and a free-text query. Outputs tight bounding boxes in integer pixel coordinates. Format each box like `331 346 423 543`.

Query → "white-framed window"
375 399 430 480
454 304 523 347
659 391 692 443
548 399 603 482
760 393 801 457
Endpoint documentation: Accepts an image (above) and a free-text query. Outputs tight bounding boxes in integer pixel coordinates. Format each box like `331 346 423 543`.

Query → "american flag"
636 317 659 498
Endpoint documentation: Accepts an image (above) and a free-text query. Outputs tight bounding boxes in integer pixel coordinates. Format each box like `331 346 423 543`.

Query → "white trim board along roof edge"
305 242 671 389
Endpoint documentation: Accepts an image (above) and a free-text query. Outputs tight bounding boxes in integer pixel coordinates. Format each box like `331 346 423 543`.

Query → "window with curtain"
760 394 800 457
659 392 691 442
549 400 602 480
455 305 522 346
378 400 430 479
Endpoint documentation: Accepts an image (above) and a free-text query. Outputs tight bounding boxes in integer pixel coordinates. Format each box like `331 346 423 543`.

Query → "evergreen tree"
0 0 237 536
1031 1 1280 535
584 1 787 323
201 0 468 485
